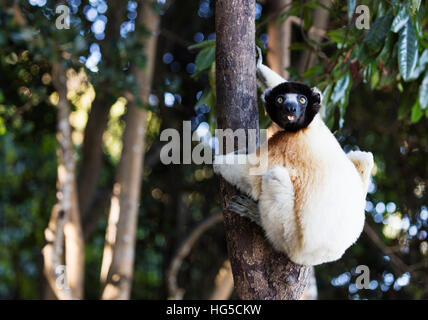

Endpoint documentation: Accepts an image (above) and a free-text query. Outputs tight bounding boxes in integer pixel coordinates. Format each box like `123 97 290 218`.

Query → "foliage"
0 0 427 300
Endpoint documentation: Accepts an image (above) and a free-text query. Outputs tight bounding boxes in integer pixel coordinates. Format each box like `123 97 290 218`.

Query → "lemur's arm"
214 49 288 200
256 46 287 90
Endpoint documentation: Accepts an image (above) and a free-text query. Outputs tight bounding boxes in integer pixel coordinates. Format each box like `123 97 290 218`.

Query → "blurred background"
0 0 427 299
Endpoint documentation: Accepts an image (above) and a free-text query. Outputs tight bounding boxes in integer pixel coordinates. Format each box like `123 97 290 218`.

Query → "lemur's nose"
284 100 298 114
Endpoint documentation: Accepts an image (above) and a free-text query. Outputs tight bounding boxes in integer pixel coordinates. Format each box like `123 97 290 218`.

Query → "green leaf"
0 117 5 135
327 28 346 44
303 64 324 78
364 13 394 53
391 6 410 33
398 19 419 81
331 72 351 105
195 89 215 109
288 42 312 51
410 49 428 79
320 83 334 124
410 0 421 13
419 72 428 109
188 40 215 50
411 101 423 122
195 46 215 73
277 3 300 25
378 33 395 63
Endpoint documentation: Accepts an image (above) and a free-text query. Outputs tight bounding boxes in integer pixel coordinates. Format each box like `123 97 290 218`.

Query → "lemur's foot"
228 195 261 226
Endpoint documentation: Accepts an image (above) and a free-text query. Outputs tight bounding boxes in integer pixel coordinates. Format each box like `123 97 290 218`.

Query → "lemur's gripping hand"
256 46 263 68
228 195 261 226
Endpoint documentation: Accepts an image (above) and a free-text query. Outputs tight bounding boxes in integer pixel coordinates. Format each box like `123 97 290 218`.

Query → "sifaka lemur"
213 48 374 266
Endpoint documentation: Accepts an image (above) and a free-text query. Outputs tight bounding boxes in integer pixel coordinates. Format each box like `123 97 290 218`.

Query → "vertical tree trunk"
298 0 331 74
78 0 128 223
78 95 111 220
100 1 160 300
267 0 292 79
266 0 292 138
215 0 310 300
42 62 85 300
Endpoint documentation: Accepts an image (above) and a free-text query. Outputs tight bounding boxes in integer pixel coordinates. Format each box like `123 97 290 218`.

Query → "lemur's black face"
264 82 321 132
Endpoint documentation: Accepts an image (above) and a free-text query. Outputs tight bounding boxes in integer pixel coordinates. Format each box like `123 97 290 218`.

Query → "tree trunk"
266 0 292 138
215 0 310 300
298 0 331 74
78 0 127 225
78 95 111 221
266 0 292 79
42 61 85 299
100 1 160 300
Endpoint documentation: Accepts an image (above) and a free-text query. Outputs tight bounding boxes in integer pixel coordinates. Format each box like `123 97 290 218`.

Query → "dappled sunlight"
103 97 127 163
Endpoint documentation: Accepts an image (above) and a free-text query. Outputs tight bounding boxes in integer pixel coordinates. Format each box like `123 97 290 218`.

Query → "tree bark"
100 1 160 300
42 61 85 299
215 0 310 300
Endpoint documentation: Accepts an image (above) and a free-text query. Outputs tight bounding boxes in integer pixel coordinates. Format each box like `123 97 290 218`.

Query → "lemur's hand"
256 46 263 67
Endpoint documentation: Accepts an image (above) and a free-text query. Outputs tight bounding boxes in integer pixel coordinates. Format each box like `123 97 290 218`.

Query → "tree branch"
166 213 223 300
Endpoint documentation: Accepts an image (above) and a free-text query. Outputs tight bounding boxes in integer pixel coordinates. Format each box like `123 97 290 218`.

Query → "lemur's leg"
258 166 298 254
347 151 374 192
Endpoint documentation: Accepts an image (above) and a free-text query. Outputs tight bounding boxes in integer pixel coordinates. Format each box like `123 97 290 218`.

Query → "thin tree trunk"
267 0 292 79
42 61 85 300
266 0 292 138
215 0 310 300
298 0 331 74
78 0 127 223
100 1 160 300
77 95 111 220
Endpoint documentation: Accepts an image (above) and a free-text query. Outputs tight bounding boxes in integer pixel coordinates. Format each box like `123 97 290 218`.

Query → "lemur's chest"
267 130 332 195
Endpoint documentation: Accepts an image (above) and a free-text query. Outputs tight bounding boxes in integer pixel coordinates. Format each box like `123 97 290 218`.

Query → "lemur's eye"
299 96 307 104
276 96 284 104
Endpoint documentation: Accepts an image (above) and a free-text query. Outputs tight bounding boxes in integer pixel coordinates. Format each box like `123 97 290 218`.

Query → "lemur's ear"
311 87 323 104
261 88 272 103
